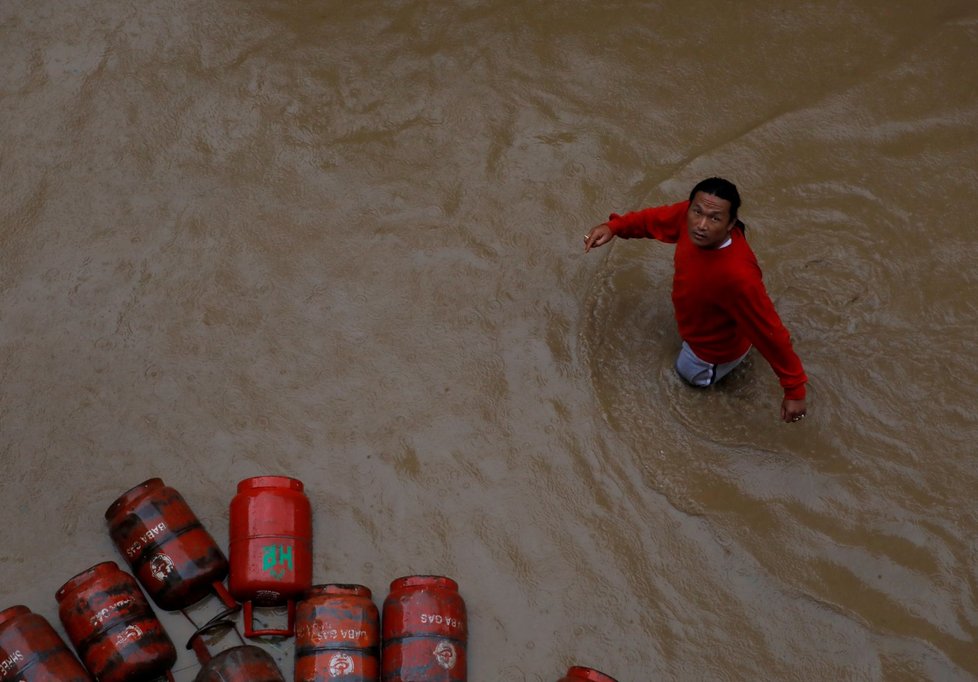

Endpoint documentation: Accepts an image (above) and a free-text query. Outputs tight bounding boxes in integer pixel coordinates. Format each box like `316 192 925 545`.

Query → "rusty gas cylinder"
105 478 235 611
55 562 176 682
0 605 91 681
295 584 380 681
381 576 466 682
194 645 286 682
229 476 312 637
558 666 619 682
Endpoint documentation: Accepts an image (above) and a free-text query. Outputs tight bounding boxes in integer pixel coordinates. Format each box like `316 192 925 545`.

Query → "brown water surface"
2 1 977 680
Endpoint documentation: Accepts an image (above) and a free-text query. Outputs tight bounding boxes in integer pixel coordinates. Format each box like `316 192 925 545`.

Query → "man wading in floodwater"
583 177 808 423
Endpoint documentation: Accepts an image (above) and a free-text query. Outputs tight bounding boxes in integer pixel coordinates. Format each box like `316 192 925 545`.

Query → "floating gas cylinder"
381 576 466 682
187 615 286 682
228 476 312 637
105 478 236 611
295 584 380 681
55 562 176 682
0 605 91 681
558 666 619 682
194 646 285 682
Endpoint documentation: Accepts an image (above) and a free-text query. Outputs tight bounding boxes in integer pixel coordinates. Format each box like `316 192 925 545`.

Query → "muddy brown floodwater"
2 1 978 680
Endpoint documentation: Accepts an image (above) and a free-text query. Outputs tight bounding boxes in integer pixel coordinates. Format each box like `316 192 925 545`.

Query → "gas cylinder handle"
242 600 296 638
211 580 240 611
186 607 242 643
178 601 241 637
185 609 245 664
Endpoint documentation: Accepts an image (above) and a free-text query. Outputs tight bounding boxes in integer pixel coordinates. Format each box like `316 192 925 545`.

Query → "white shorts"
675 341 750 387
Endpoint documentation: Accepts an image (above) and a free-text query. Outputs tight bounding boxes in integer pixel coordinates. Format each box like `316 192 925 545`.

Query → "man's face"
686 191 735 249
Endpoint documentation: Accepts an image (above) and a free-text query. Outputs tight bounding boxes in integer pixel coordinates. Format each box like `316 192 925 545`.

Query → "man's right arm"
606 200 688 241
584 200 688 252
583 223 614 252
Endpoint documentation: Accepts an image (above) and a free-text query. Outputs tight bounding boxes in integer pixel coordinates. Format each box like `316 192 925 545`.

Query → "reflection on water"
1 1 977 679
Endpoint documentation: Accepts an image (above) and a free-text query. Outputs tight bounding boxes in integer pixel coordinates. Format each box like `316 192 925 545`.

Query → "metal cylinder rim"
388 575 458 592
236 476 304 493
0 604 32 628
104 477 166 520
565 666 618 682
55 561 122 602
304 584 372 599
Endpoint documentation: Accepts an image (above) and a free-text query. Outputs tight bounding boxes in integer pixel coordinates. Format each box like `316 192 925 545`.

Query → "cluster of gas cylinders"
0 476 617 682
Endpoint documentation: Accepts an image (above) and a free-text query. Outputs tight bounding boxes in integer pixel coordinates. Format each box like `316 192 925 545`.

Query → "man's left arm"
728 277 808 422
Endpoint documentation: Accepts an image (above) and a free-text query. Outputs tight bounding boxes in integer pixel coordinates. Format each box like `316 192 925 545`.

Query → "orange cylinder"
229 476 312 637
381 576 466 682
194 645 286 682
55 562 176 682
0 605 91 681
105 478 234 611
295 584 379 681
558 666 618 682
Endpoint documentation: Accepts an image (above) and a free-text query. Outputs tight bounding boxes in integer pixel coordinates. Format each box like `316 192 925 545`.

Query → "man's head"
686 177 742 249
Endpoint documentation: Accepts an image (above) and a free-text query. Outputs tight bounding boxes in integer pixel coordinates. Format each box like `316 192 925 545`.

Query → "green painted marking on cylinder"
262 544 293 579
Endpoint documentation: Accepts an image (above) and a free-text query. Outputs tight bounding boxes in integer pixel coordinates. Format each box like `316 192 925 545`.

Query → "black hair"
688 177 745 230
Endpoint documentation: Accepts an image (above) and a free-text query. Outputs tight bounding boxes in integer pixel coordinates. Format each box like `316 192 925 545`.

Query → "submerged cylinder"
229 476 313 637
295 584 379 681
55 561 176 682
194 645 286 682
558 666 619 682
381 576 466 682
105 477 233 611
0 605 91 681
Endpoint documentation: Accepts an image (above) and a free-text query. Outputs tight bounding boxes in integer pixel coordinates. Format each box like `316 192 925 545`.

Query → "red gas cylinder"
228 476 312 637
0 605 91 681
295 584 380 681
558 666 619 682
381 576 466 682
55 562 177 682
105 478 236 611
194 645 286 682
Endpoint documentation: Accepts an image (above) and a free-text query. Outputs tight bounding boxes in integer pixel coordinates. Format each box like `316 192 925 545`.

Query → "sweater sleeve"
606 200 688 243
726 275 808 401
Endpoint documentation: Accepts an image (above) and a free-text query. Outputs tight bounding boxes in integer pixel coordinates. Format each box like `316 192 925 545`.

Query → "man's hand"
583 223 615 252
781 398 807 423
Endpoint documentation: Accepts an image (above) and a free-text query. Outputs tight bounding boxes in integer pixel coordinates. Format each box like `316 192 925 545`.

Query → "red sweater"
607 200 807 400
